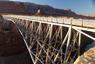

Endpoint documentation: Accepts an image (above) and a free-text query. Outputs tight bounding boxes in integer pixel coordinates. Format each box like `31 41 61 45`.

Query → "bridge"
2 15 95 64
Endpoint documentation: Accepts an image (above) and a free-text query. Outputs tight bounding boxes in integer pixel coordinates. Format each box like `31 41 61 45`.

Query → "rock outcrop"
74 46 95 64
35 9 47 15
35 9 72 17
0 15 27 56
0 1 32 15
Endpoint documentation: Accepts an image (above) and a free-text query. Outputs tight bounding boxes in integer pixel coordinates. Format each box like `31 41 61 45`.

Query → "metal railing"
2 15 95 28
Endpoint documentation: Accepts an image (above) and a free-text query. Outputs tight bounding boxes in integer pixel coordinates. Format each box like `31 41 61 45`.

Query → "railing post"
82 19 83 27
71 19 72 25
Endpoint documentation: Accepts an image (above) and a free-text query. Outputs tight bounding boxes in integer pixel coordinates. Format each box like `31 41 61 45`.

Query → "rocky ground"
63 46 95 64
0 21 27 56
74 46 95 64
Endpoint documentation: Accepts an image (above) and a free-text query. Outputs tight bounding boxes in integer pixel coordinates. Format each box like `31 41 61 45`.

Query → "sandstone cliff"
0 21 27 56
0 15 27 56
0 1 32 15
23 2 95 19
35 9 70 16
14 1 95 19
22 2 76 17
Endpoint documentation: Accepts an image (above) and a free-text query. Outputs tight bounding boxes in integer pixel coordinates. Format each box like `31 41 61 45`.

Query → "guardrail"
2 15 95 28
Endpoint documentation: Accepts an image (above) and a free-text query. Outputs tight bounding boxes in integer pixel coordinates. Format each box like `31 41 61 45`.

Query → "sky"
10 0 95 14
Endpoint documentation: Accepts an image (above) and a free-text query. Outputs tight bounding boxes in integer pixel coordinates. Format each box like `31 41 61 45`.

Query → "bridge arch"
3 15 95 64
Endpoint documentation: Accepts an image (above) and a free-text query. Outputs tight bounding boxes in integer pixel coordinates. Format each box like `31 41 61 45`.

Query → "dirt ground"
0 50 33 64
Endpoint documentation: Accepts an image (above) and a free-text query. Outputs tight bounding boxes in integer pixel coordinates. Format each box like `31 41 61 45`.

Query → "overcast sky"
10 0 95 14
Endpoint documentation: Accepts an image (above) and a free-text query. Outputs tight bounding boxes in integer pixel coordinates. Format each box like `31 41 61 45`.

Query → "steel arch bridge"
2 15 95 64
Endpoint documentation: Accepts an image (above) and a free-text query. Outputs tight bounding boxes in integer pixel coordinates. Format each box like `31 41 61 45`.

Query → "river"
85 40 95 52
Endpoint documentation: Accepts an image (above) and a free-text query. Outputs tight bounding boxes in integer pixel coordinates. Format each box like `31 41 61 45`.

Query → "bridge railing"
2 15 95 28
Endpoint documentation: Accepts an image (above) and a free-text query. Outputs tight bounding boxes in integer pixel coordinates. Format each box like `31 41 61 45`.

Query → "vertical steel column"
78 30 81 56
64 26 72 63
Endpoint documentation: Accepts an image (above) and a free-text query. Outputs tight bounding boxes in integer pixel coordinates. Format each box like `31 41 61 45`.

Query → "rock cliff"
13 1 95 19
0 15 27 56
0 1 32 15
23 2 76 17
74 46 95 64
23 2 95 19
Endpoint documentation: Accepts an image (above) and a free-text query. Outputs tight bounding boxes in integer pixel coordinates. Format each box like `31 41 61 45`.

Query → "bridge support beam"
13 18 80 63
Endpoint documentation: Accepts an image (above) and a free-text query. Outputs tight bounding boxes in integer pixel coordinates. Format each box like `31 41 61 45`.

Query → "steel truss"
3 17 95 64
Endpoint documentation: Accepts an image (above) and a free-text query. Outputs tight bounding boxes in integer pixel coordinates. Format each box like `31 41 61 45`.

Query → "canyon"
14 1 95 19
0 1 94 19
0 1 95 64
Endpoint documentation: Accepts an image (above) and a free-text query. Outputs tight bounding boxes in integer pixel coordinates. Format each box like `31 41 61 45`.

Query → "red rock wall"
0 1 32 15
0 20 26 56
0 22 3 31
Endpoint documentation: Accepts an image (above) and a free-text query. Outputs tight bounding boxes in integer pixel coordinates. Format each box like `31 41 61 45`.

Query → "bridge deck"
2 15 95 28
